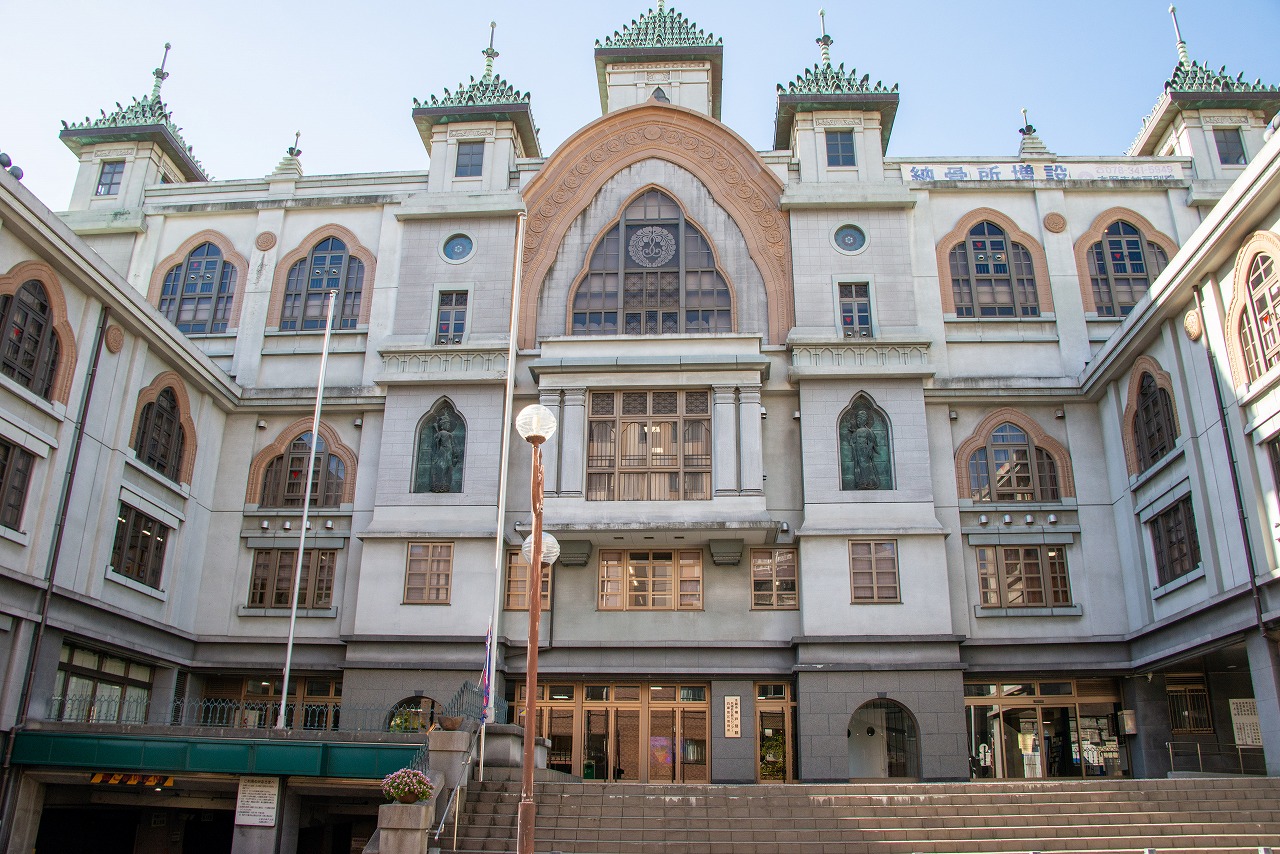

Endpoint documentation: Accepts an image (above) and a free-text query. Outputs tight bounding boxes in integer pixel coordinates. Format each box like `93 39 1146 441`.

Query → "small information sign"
724 695 741 738
234 775 280 827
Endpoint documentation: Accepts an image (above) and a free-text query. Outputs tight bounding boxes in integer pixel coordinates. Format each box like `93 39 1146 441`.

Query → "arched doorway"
386 695 443 732
847 699 921 779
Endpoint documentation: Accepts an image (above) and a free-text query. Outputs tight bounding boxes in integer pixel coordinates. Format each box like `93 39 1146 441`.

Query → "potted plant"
380 768 433 804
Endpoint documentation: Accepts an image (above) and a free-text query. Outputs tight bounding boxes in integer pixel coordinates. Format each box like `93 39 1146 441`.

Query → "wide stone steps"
436 778 1280 854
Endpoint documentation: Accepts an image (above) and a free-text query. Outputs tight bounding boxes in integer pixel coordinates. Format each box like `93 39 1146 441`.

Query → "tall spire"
816 9 833 68
151 42 172 100
1169 5 1190 67
482 21 499 80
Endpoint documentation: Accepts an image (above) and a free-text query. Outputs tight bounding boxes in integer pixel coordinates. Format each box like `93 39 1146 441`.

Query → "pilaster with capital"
539 389 563 496
713 386 740 496
736 385 765 495
558 388 587 497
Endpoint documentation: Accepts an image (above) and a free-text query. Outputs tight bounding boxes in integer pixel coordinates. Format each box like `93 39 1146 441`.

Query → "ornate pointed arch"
565 183 739 335
1120 355 1181 477
413 397 467 494
0 260 77 405
935 207 1054 314
245 417 358 505
129 371 199 484
1072 208 1178 314
1224 229 1280 388
146 229 250 331
837 392 894 490
519 101 791 349
266 223 377 329
954 407 1076 499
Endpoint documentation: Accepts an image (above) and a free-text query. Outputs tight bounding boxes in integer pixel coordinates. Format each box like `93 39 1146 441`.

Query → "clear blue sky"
4 0 1279 208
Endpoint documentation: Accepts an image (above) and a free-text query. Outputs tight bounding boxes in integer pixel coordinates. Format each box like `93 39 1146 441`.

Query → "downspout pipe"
1194 284 1267 633
0 305 110 844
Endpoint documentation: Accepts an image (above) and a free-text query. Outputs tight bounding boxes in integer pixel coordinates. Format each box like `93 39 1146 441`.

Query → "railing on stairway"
1166 740 1266 774
431 724 484 854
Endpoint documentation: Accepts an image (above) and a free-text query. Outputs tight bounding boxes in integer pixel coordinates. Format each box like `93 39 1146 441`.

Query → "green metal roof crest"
778 63 898 97
595 2 721 50
60 43 208 178
1166 59 1278 95
413 72 531 110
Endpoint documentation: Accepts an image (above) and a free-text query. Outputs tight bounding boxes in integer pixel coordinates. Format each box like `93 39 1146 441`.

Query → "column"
1246 631 1280 775
539 389 562 496
712 386 739 496
558 388 586 498
737 385 764 496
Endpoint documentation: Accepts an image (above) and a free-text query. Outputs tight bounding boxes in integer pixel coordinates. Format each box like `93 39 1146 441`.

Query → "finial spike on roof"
482 21 500 80
1169 5 1191 67
816 8 833 67
151 42 172 100
657 0 665 12
287 131 302 158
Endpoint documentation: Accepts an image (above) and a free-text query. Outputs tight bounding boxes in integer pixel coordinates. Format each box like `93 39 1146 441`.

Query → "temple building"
1 3 1280 851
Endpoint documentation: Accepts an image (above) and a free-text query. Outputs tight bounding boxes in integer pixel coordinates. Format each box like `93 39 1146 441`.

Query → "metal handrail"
1166 739 1265 775
433 725 485 852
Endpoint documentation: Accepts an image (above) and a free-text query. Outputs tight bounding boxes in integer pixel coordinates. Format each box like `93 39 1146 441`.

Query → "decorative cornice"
379 348 509 384
789 340 932 378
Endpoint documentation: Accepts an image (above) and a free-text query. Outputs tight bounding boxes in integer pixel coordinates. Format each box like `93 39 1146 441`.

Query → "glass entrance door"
999 706 1080 778
758 709 790 781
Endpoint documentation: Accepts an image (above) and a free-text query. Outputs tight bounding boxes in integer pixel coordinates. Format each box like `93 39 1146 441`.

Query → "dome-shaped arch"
129 371 199 485
567 184 737 336
519 101 792 349
147 229 249 333
413 398 466 494
1224 230 1280 388
954 408 1075 500
245 417 358 505
1120 355 1181 476
837 392 893 490
0 260 77 405
848 699 921 779
935 207 1054 316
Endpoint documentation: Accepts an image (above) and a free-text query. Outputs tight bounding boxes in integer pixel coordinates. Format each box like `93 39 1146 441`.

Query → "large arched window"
949 222 1039 317
968 423 1060 502
0 280 60 401
1087 221 1169 317
1134 372 1178 471
1240 253 1280 381
281 238 364 331
133 388 185 481
571 189 732 336
158 242 237 334
260 432 346 508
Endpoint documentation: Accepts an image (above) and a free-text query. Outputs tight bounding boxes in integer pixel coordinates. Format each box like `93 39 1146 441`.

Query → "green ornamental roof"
595 3 721 50
1166 59 1279 95
60 46 208 181
778 63 898 98
413 73 531 110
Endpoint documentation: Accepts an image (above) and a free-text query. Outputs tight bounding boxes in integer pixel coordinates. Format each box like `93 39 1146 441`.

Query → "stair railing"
1166 739 1266 774
432 724 484 853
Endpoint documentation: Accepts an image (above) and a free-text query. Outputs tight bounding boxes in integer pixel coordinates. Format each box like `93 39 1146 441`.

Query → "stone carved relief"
839 395 892 491
519 102 792 348
104 325 124 353
413 401 465 494
255 232 277 251
1043 213 1067 234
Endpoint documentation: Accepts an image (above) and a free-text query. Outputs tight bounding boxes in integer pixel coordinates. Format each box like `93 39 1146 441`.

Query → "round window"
442 234 475 263
833 224 867 254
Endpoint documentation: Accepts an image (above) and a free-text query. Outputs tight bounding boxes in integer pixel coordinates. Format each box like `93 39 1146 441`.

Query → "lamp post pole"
515 405 558 854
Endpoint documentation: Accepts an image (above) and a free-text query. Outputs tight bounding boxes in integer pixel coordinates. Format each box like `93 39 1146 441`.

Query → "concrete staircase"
437 777 1280 853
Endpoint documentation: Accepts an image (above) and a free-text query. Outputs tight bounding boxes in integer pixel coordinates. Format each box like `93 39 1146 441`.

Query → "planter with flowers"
380 768 434 805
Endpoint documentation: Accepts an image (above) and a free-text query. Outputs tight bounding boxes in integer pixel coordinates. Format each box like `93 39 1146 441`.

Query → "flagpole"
484 211 527 739
277 289 338 729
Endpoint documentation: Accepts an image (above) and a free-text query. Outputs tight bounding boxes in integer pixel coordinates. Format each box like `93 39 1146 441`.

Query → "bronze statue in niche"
839 399 892 490
414 403 465 493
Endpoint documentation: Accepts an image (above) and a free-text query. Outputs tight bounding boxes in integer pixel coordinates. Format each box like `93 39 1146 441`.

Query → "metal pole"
277 289 337 729
517 438 545 854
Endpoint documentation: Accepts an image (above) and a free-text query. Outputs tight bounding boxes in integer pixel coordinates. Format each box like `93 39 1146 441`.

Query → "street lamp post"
515 404 559 854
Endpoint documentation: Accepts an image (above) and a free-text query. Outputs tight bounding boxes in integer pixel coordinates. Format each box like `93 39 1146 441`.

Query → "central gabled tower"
594 1 723 119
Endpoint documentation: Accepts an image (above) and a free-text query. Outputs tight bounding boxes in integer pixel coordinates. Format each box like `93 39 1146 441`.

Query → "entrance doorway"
847 699 921 779
755 683 795 782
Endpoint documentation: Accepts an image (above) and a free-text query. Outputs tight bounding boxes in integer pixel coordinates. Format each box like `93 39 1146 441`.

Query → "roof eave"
1129 90 1280 156
59 124 207 182
411 102 541 158
773 92 900 153
593 45 723 121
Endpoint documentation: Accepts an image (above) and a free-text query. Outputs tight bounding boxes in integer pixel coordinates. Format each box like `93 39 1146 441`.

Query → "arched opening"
847 699 920 780
413 400 466 494
838 393 893 490
386 695 444 733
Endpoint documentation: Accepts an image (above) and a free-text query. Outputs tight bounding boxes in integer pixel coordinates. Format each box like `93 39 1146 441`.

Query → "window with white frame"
838 282 872 337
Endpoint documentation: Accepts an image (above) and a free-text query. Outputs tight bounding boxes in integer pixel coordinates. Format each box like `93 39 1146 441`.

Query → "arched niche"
413 399 466 494
838 394 893 490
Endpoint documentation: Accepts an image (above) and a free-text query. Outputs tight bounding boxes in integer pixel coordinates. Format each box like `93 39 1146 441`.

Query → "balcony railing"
1166 740 1266 775
47 681 505 735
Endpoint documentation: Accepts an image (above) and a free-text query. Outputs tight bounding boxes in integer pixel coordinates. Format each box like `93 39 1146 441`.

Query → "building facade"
2 3 1280 851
